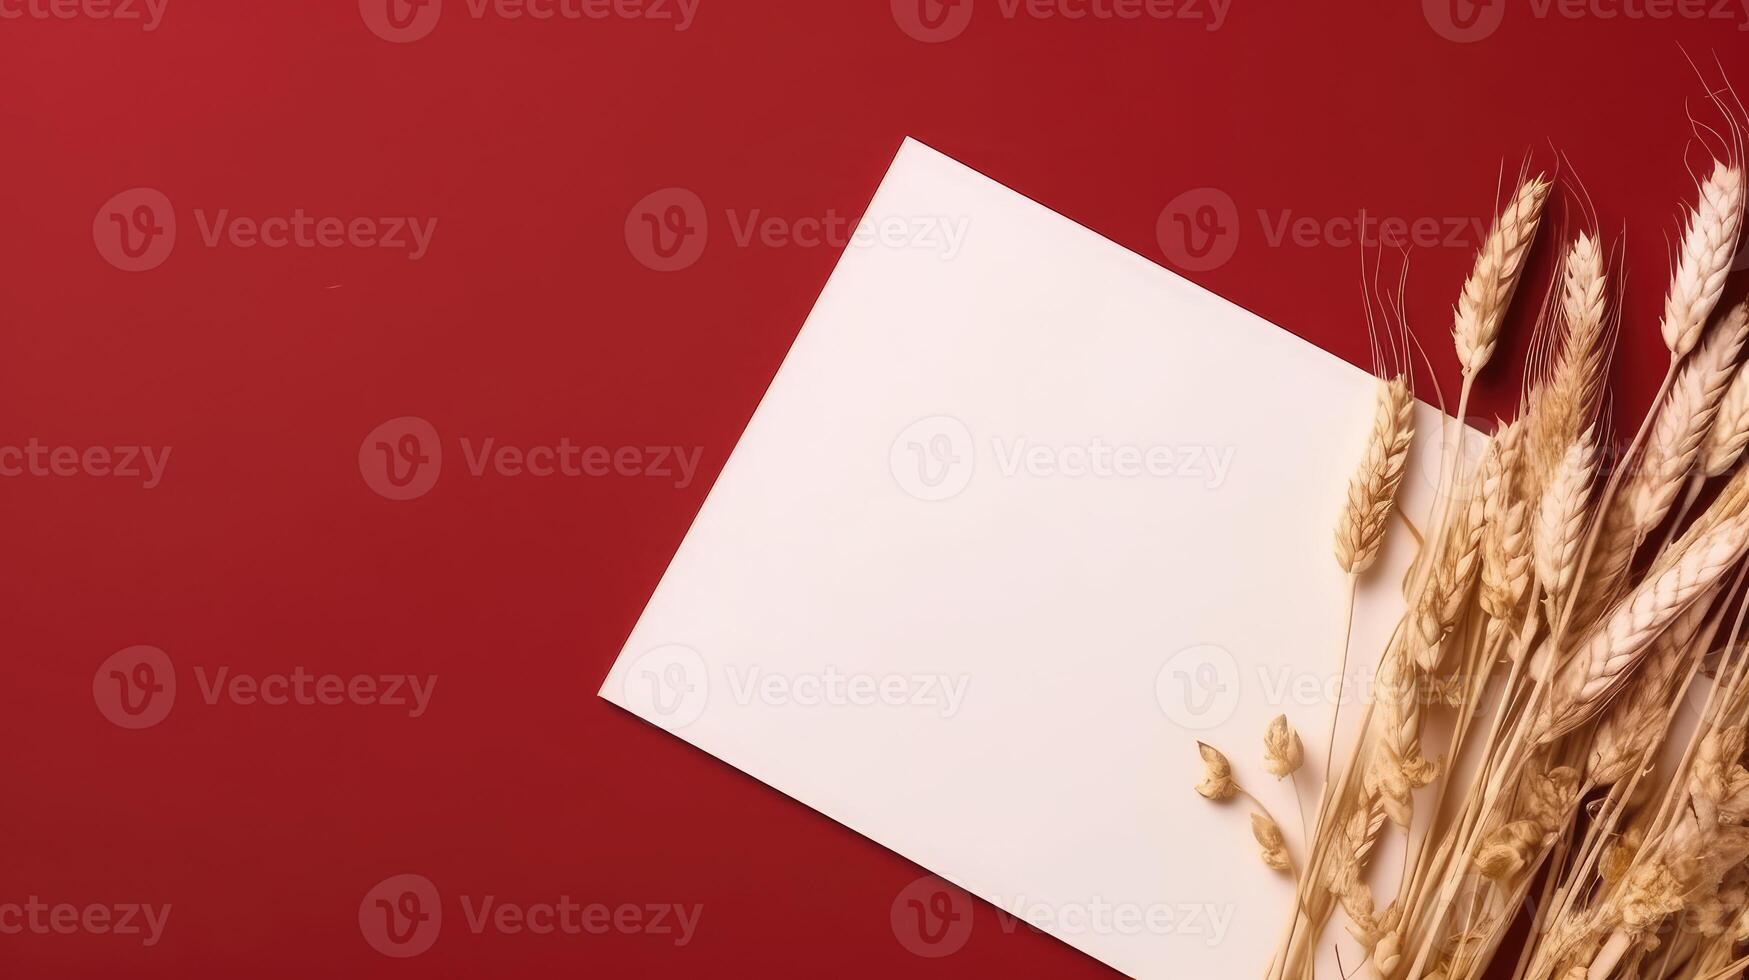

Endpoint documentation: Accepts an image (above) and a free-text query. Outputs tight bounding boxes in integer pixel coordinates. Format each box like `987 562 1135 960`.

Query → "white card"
600 138 1458 978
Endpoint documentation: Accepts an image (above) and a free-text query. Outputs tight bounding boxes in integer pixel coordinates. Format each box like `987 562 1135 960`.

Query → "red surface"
1 2 1745 976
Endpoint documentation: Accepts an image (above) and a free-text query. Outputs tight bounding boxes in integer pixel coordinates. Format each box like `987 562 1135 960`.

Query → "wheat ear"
1335 376 1415 575
1453 175 1552 375
1475 765 1582 881
1699 301 1749 478
1535 429 1600 603
1368 643 1438 825
1587 594 1715 787
1626 306 1749 529
1652 452 1749 578
1325 793 1392 947
1609 724 1749 962
1415 466 1486 667
1539 513 1749 740
1661 160 1745 358
1482 422 1532 621
1582 308 1749 616
1578 169 1749 620
1528 234 1610 492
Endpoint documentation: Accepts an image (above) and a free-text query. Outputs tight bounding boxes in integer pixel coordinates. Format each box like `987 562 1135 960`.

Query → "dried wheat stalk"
1336 376 1416 575
1623 307 1749 530
1579 309 1749 626
1527 235 1610 495
1586 593 1715 787
1662 161 1745 357
1482 423 1533 621
1454 176 1552 375
1701 303 1749 477
1534 429 1599 602
1539 512 1749 740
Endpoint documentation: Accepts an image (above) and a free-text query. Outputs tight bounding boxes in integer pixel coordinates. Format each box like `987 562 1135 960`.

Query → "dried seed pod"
1250 811 1292 872
1195 742 1237 801
1263 714 1304 779
1477 820 1545 880
1374 930 1403 976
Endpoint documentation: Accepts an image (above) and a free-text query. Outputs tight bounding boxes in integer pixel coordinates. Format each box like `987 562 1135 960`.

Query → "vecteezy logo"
359 417 442 501
890 0 973 42
93 645 176 730
891 875 973 958
620 644 710 729
889 416 976 502
1414 414 1489 506
1154 644 1241 731
1156 187 1239 274
625 188 708 272
1422 0 1504 42
93 189 175 272
360 0 442 42
360 874 442 958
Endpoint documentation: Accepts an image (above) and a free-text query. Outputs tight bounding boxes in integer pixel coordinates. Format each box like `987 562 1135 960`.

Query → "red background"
2 1 1746 976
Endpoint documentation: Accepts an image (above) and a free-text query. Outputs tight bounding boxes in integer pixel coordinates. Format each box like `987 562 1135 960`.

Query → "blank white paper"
599 138 1461 979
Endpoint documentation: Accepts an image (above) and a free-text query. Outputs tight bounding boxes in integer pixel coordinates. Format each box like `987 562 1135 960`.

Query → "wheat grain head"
1661 160 1745 358
1368 644 1438 825
1540 513 1749 740
1587 594 1714 787
1534 429 1599 602
1482 422 1533 621
1454 175 1553 374
1527 234 1610 492
1336 376 1416 575
1626 305 1749 531
1699 302 1749 477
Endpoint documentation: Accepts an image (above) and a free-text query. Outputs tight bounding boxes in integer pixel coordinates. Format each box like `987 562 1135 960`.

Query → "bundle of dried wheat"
1196 83 1749 980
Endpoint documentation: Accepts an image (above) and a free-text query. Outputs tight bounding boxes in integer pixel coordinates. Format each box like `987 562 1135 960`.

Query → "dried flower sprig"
1195 740 1301 877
